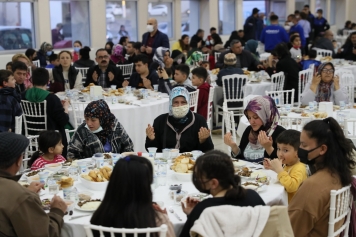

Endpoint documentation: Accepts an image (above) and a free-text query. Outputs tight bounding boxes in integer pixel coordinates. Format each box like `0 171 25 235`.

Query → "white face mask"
288 22 294 26
85 124 103 133
284 25 291 31
172 105 189 118
146 24 154 33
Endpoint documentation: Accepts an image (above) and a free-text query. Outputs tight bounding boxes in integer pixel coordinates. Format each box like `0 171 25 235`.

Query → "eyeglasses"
97 55 109 60
321 69 334 74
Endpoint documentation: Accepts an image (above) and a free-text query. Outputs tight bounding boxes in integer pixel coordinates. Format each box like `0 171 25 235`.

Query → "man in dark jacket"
215 40 263 70
12 61 28 95
141 18 170 60
313 9 330 39
244 8 260 40
84 48 124 88
314 30 335 57
337 32 356 61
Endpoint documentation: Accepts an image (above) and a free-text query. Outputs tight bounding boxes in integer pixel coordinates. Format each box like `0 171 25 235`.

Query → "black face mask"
192 173 210 195
298 146 321 165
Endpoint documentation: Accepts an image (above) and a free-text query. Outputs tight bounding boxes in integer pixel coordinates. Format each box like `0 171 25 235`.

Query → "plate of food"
75 199 102 212
79 167 112 191
171 154 195 182
237 167 253 179
242 182 268 192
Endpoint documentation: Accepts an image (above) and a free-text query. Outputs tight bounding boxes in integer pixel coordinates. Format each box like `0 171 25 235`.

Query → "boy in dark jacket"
191 67 211 120
0 70 22 132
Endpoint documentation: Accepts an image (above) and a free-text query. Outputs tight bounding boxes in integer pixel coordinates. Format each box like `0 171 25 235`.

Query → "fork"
168 206 182 221
69 214 91 220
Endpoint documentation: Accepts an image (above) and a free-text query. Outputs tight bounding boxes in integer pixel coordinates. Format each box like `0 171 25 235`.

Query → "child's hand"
269 158 284 174
263 158 272 170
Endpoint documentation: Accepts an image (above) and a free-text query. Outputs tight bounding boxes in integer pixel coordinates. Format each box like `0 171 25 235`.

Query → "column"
236 0 243 30
326 0 330 23
174 0 181 40
286 0 295 16
209 0 219 31
36 0 51 46
309 0 316 15
137 0 148 41
89 0 106 49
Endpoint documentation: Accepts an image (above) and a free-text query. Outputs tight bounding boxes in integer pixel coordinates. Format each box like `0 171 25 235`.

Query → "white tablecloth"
68 98 169 152
260 53 271 61
244 81 272 96
38 156 287 237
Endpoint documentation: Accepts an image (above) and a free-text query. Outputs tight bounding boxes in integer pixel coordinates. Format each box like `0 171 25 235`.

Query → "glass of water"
47 178 59 195
155 161 168 186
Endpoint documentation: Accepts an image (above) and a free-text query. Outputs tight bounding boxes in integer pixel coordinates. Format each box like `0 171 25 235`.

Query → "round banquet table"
244 81 272 97
68 97 169 152
38 155 287 237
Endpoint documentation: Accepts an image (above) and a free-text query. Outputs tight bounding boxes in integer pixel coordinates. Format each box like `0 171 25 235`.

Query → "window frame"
148 0 175 39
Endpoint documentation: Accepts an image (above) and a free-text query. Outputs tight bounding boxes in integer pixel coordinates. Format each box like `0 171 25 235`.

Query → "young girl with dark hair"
90 155 175 237
289 117 356 236
29 130 66 170
179 150 265 237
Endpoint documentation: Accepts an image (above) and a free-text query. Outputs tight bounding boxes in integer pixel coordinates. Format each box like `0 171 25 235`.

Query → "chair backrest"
202 53 209 61
20 135 39 173
270 72 285 91
344 118 356 139
221 74 248 103
20 100 47 137
298 69 313 106
84 224 168 237
75 67 90 82
117 63 134 79
32 60 40 67
206 86 215 130
214 52 221 63
189 89 200 113
315 48 333 57
71 101 88 129
28 66 32 76
339 73 355 105
65 129 76 145
279 116 313 131
328 185 353 237
14 115 22 134
223 110 236 153
265 89 295 107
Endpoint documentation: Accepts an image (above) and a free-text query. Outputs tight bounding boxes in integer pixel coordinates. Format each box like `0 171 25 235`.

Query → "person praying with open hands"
301 62 348 105
145 87 214 152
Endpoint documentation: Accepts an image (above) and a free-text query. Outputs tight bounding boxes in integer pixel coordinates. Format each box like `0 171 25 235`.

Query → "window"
315 0 326 13
295 0 309 12
0 1 35 51
270 1 286 22
243 1 266 21
219 0 235 35
148 2 173 38
181 1 199 36
106 1 138 43
50 0 90 49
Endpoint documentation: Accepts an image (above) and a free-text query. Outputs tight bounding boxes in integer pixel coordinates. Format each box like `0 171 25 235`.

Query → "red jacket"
197 82 211 120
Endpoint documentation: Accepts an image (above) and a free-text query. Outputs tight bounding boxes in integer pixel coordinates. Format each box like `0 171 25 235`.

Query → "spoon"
168 206 182 221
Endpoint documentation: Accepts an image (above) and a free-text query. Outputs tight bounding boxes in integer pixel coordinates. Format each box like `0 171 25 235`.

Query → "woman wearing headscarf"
301 62 348 105
224 96 285 162
244 40 260 61
110 44 127 65
68 100 134 159
145 87 214 153
186 51 203 68
37 42 53 67
150 47 175 75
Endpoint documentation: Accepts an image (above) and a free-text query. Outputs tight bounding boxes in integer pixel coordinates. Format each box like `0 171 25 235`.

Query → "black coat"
73 59 96 68
84 65 124 88
128 70 159 89
276 56 301 101
244 15 258 40
145 111 214 153
51 65 78 92
337 43 356 61
215 50 261 70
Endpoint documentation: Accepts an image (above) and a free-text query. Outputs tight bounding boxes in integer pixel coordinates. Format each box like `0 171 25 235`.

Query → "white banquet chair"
65 129 76 145
265 89 295 107
32 59 40 68
298 69 313 107
206 86 215 131
117 63 134 80
28 66 32 76
214 52 221 63
14 115 22 134
270 72 285 91
339 73 355 105
343 118 356 140
20 135 39 173
279 116 313 131
84 224 168 237
75 67 90 84
314 48 333 57
189 90 200 113
71 101 88 129
20 100 47 136
223 110 236 153
202 53 209 62
327 185 353 237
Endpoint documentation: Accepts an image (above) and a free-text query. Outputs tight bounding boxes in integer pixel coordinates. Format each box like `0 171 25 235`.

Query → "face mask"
74 47 80 52
210 40 214 45
146 24 154 33
192 173 210 195
298 146 320 165
284 25 291 31
46 51 52 56
205 40 210 46
85 124 103 133
288 22 294 26
172 104 189 118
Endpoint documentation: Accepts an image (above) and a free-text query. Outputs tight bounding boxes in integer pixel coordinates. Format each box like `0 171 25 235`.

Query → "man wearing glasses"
84 48 124 88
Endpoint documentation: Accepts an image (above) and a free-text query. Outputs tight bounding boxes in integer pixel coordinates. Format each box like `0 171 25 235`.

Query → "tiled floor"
211 130 241 153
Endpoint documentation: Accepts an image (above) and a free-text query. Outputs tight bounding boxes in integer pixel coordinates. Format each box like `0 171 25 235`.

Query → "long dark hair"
211 33 223 46
273 43 291 59
28 131 62 167
303 117 355 186
91 155 158 236
194 150 245 200
179 34 189 52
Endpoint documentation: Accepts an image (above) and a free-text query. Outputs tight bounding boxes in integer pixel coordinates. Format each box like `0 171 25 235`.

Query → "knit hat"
0 132 29 165
224 53 237 66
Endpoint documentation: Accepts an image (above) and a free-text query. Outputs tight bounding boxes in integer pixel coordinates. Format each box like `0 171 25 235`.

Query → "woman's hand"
333 75 340 91
198 127 210 144
181 197 200 215
224 132 239 155
157 67 169 80
263 158 272 170
269 158 284 174
146 124 155 140
258 131 273 149
152 203 167 214
310 74 321 93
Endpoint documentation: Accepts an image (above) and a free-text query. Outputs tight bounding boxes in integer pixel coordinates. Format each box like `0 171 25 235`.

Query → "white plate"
74 202 101 212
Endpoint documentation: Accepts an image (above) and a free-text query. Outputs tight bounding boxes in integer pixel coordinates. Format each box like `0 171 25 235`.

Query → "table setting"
242 70 272 96
19 151 287 237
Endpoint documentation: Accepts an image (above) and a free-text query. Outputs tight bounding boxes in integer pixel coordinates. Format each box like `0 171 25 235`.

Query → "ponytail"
28 151 41 167
225 174 246 200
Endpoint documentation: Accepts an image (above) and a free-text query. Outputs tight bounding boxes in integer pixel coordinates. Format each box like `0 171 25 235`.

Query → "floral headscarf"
169 87 190 116
84 100 116 145
244 96 280 144
186 51 202 66
153 47 170 69
40 42 52 52
110 44 125 64
315 62 335 102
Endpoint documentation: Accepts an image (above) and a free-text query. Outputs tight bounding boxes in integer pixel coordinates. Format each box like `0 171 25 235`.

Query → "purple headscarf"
110 44 125 64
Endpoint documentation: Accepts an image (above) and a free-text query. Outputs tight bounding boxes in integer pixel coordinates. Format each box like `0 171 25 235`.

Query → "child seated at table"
289 35 302 62
263 129 307 202
300 49 321 71
191 67 211 120
29 130 66 170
